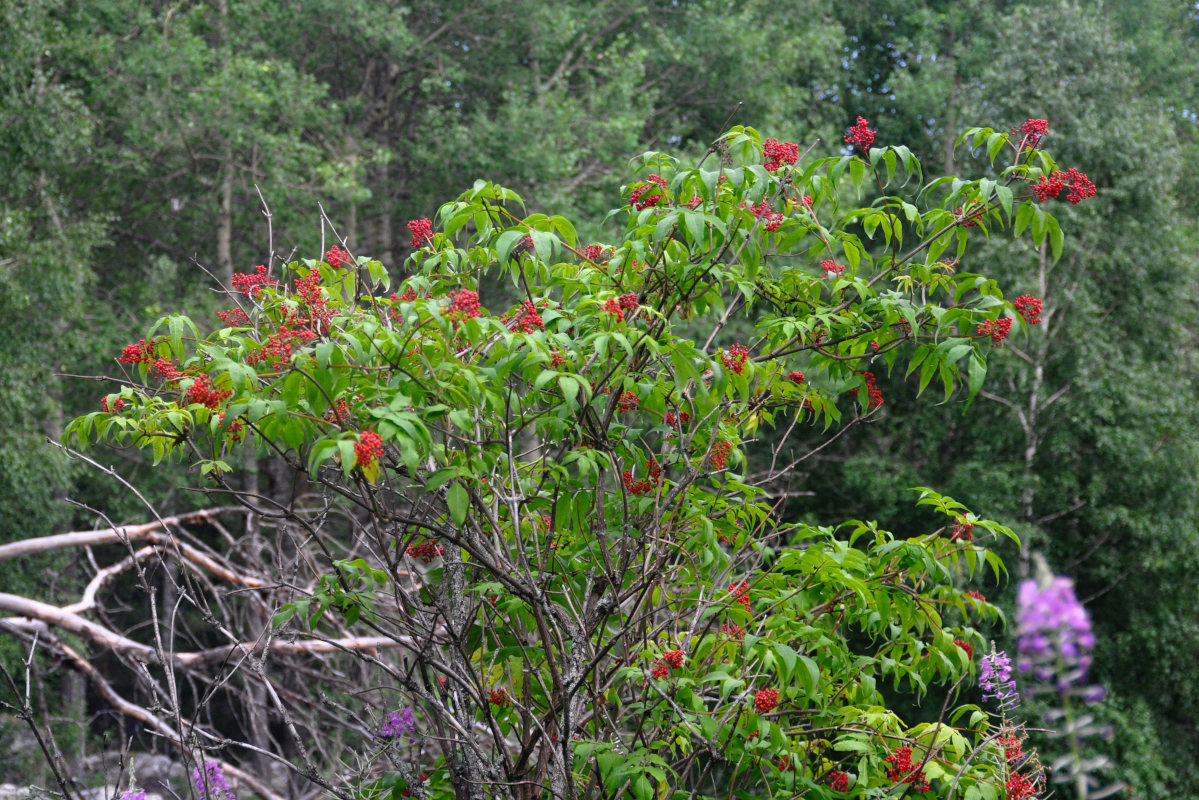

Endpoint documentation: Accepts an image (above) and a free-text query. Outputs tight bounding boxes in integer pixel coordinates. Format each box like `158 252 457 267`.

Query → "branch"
0 507 249 563
0 620 286 800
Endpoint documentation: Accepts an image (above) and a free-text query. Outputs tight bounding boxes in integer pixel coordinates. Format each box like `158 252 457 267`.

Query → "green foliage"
67 125 1076 796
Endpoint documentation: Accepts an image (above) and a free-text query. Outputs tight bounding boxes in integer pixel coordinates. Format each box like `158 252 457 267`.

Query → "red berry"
407 218 433 249
355 431 384 469
1016 118 1049 148
762 138 799 171
720 344 749 375
977 317 1013 347
324 245 347 269
1014 294 1043 325
754 688 779 714
820 259 844 278
843 116 876 151
446 288 481 320
231 265 277 299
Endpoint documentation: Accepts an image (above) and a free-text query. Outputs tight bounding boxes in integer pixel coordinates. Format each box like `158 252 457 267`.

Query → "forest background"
0 0 1197 797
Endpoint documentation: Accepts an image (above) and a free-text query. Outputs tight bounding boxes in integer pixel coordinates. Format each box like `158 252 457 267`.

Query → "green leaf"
272 604 297 627
682 209 705 247
497 230 524 264
550 215 577 246
1047 214 1064 262
316 341 333 369
530 230 556 262
448 482 469 527
995 185 1014 222
425 468 457 490
795 655 819 696
772 643 798 683
964 353 987 412
559 375 581 409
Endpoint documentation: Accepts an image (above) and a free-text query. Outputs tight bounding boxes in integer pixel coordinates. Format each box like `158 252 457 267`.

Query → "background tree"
0 0 1196 795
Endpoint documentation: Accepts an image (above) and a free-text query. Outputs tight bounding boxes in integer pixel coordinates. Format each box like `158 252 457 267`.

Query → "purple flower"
120 792 146 800
1016 575 1095 675
979 649 1019 705
1015 572 1110 705
379 706 417 741
193 761 237 800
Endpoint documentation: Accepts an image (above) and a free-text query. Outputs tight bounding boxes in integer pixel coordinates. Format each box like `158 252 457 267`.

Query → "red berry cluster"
231 265 277 300
827 771 850 792
100 396 126 413
721 622 745 639
720 343 749 375
651 649 685 678
295 271 332 331
754 688 779 714
354 430 384 469
884 746 930 792
221 414 245 443
151 358 184 383
729 580 751 612
796 195 814 209
743 200 784 231
324 245 347 269
954 639 974 659
615 390 640 412
488 688 509 707
446 288 481 320
999 734 1024 766
1014 294 1042 325
549 350 566 368
977 317 1013 347
388 287 422 321
710 439 733 470
1032 167 1095 204
247 326 317 367
1006 772 1036 800
629 174 667 210
851 372 883 408
1016 118 1049 148
504 301 545 333
623 457 662 495
407 540 445 564
216 307 249 326
183 374 231 410
407 218 433 249
820 259 844 278
579 244 605 262
685 195 703 209
118 339 156 365
966 590 986 603
843 116 876 151
787 370 805 384
664 410 691 426
762 138 799 171
324 399 351 425
951 519 974 541
603 297 626 323
618 292 638 311
957 204 984 228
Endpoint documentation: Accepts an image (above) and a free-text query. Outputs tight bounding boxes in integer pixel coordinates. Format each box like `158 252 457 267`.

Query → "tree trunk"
218 153 235 285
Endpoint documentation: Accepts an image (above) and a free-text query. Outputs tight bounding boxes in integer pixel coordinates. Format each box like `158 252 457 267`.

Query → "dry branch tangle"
0 506 411 799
